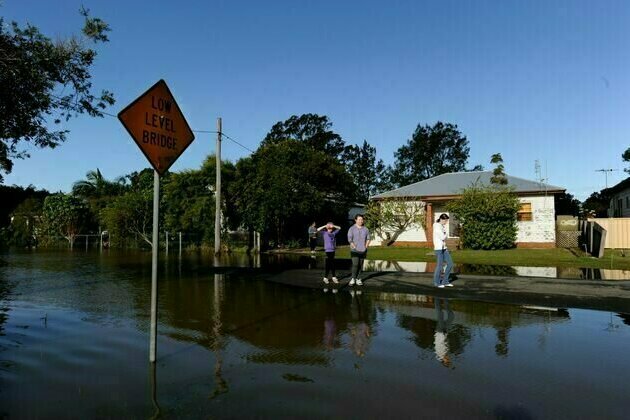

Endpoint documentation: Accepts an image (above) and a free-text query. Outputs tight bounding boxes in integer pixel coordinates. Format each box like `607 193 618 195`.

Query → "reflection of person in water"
348 290 371 357
324 318 337 350
434 297 454 367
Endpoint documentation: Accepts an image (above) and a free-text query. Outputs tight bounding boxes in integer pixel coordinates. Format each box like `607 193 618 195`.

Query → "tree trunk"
385 228 406 246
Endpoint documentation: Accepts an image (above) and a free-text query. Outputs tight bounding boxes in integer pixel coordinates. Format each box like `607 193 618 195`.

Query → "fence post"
166 231 169 255
179 232 182 258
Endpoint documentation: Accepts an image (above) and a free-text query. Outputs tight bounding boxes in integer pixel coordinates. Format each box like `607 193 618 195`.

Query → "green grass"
293 246 630 270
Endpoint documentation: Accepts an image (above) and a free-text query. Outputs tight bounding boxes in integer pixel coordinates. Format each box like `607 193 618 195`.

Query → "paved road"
263 269 630 313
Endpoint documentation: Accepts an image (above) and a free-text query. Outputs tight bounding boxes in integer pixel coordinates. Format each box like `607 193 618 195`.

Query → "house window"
517 203 533 222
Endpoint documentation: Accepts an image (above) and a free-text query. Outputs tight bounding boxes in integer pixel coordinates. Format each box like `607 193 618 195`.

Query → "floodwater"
0 251 629 419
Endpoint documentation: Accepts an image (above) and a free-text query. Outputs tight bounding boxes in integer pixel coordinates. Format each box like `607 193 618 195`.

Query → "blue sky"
3 0 629 199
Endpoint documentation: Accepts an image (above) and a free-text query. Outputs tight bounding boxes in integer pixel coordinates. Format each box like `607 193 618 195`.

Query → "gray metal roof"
371 171 565 199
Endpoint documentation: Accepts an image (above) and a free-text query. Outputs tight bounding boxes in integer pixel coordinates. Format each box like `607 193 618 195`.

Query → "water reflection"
1 252 629 418
211 269 228 399
365 258 630 280
433 298 454 367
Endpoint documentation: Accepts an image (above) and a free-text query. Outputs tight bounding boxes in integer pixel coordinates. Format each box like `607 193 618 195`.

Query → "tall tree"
0 184 49 228
231 140 354 246
7 197 44 248
261 114 346 159
623 147 630 174
554 192 581 216
389 122 472 187
40 193 89 249
0 7 114 182
162 155 238 246
72 168 125 199
101 188 154 247
342 140 389 202
490 153 508 185
582 191 609 218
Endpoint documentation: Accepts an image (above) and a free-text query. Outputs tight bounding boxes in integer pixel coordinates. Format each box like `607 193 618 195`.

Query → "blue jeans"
433 249 454 286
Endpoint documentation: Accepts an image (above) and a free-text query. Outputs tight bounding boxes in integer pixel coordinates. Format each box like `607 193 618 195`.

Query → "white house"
605 178 630 217
370 171 565 248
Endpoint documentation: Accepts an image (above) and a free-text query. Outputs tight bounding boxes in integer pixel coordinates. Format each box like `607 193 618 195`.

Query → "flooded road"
0 251 628 418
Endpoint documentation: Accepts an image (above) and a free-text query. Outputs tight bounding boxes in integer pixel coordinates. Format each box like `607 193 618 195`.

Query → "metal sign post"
150 170 160 362
118 79 195 363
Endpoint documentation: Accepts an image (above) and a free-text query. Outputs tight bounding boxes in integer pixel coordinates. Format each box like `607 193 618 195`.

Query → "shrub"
447 183 520 250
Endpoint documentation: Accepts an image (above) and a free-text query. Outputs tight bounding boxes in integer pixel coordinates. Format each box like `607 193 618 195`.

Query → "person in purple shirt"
317 222 341 284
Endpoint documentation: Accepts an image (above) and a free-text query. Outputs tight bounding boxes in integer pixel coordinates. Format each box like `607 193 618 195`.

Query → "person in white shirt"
433 213 454 288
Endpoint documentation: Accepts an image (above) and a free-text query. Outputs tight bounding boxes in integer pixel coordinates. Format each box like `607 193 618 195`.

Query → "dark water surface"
0 251 628 419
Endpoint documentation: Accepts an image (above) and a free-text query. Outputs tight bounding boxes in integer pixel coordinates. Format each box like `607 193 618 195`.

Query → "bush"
447 183 520 250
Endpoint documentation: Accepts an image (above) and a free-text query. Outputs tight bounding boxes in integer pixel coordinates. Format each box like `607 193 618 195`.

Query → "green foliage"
555 192 581 216
342 140 389 202
490 153 508 185
40 193 89 248
72 168 126 199
0 9 114 182
623 147 630 174
447 183 520 250
389 122 474 187
99 168 156 247
365 199 425 246
231 139 354 245
162 155 237 246
582 191 609 218
101 188 154 248
0 184 49 228
261 114 346 159
72 168 127 229
6 197 43 248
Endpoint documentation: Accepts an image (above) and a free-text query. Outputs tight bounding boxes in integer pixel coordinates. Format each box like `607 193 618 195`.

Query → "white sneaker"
349 278 356 286
332 277 339 284
332 288 338 294
437 284 445 288
444 283 454 287
356 278 363 286
323 277 329 284
323 288 329 293
356 290 362 296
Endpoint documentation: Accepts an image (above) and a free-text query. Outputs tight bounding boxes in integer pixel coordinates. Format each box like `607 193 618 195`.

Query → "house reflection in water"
364 259 630 280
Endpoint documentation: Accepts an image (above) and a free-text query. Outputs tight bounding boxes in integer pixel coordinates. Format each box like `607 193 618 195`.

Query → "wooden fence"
588 218 630 249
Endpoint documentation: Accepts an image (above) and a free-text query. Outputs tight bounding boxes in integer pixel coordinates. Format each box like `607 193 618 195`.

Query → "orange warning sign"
118 79 195 176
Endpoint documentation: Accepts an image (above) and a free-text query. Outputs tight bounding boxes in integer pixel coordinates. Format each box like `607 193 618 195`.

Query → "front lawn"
311 247 630 270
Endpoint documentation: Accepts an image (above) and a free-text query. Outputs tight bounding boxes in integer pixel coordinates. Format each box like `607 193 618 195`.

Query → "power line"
96 108 256 154
221 132 255 153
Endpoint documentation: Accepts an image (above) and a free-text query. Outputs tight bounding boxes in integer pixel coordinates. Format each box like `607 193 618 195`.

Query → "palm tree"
72 169 125 198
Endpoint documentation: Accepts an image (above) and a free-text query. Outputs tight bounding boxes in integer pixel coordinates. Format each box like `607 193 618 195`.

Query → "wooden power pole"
214 117 222 255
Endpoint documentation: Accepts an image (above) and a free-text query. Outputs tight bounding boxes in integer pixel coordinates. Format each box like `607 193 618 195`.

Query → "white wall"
371 201 426 245
516 196 556 244
370 195 556 245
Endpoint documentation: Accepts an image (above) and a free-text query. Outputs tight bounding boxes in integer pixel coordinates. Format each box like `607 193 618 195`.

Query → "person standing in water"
318 222 341 284
433 213 454 288
348 214 371 286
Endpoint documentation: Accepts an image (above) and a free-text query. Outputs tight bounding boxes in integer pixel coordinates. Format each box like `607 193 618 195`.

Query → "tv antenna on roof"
595 169 618 189
535 160 548 198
